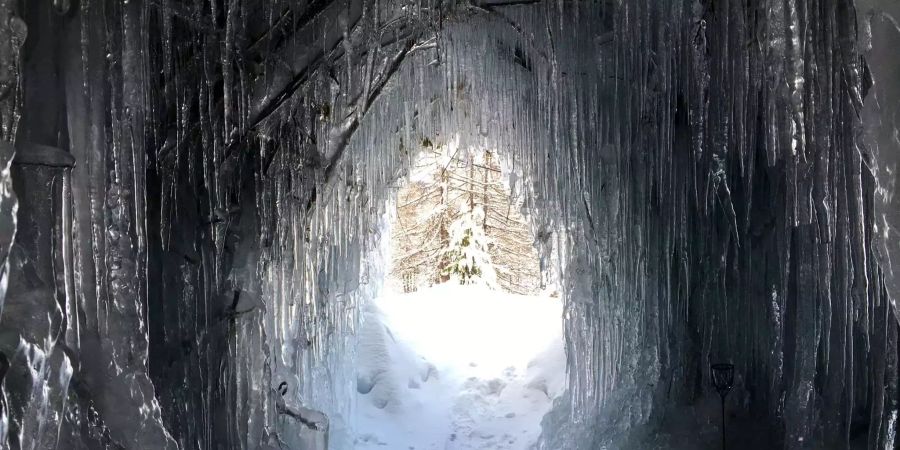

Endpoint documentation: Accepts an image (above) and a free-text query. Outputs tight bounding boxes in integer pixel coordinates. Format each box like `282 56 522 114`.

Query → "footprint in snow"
357 375 375 394
478 378 506 396
420 363 438 382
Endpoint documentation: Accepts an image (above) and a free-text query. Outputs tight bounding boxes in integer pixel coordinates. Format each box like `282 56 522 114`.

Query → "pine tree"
441 206 497 286
390 141 540 294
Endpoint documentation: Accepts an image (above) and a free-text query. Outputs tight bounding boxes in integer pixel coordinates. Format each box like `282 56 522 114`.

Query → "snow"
442 205 498 288
354 284 565 450
4 0 900 447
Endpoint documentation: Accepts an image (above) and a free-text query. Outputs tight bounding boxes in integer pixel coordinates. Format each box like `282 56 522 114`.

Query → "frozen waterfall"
0 0 898 449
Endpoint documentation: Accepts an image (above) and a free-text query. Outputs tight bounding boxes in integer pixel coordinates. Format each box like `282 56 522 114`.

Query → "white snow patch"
354 284 565 450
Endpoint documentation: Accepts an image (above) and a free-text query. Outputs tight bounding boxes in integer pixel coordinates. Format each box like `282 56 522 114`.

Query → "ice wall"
0 1 446 448
0 1 25 447
0 0 897 449
859 0 900 360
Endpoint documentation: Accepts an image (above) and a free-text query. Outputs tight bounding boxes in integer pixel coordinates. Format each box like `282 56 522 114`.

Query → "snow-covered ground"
354 284 565 450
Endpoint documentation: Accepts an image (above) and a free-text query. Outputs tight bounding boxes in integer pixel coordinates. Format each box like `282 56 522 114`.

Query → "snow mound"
355 285 565 449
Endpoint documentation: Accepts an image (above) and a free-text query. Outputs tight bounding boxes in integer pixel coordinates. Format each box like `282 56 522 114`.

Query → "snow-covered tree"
389 147 451 291
390 140 540 294
441 206 497 286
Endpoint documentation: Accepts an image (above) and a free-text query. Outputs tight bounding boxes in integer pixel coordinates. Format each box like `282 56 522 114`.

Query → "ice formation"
0 0 897 449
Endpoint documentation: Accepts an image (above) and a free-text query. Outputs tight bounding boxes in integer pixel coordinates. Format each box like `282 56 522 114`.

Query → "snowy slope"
354 284 565 450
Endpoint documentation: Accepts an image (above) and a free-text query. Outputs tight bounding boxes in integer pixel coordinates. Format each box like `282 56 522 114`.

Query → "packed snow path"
354 285 565 449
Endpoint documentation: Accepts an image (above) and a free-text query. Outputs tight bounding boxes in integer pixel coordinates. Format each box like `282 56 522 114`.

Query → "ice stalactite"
137 1 446 448
0 0 24 446
332 2 900 447
525 1 900 448
1 0 899 449
859 0 900 344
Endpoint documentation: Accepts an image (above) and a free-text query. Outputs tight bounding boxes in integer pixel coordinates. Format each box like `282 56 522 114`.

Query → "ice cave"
0 0 899 449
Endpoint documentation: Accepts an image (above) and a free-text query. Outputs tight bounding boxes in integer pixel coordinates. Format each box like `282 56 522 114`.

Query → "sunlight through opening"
354 138 565 450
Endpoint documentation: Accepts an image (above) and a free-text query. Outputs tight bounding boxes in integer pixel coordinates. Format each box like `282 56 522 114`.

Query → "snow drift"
0 0 897 449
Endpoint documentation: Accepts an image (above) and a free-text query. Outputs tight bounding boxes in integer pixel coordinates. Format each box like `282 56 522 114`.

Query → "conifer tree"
391 141 540 294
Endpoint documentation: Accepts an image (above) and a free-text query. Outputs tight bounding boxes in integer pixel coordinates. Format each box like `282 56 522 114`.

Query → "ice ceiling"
0 0 898 449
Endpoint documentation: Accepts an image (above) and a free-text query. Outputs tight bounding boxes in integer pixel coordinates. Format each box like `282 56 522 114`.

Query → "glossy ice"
0 0 897 449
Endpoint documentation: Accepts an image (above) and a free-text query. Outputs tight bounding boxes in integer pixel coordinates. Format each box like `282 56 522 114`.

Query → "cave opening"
351 136 565 448
0 1 898 450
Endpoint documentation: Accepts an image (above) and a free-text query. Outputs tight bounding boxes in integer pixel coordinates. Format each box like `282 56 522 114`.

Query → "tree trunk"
439 168 450 283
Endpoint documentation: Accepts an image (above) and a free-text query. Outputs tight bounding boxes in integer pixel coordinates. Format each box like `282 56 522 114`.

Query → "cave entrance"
353 138 565 449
